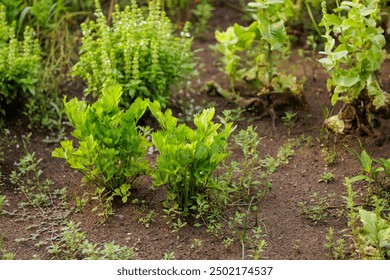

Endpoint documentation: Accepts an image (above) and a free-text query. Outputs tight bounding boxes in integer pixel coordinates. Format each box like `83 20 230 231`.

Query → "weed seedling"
282 112 297 136
163 252 175 260
324 227 346 260
190 238 203 250
0 195 7 214
299 192 334 223
138 210 156 228
223 237 234 250
321 147 337 166
319 172 335 183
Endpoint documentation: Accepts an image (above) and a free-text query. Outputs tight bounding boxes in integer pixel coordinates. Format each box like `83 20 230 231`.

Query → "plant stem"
304 0 322 39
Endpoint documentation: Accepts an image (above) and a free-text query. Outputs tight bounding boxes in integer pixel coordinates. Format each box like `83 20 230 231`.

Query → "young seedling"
282 112 297 136
318 172 335 183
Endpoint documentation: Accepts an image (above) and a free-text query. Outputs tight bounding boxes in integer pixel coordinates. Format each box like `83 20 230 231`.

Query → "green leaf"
359 149 373 174
359 209 390 247
256 15 286 50
333 70 360 87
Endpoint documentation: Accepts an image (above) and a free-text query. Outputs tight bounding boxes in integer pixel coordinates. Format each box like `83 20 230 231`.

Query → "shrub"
149 101 235 215
0 4 41 117
52 85 150 203
73 0 195 107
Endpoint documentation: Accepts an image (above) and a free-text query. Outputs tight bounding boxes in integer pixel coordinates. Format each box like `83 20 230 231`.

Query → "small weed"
321 147 337 165
47 221 135 260
319 172 335 183
324 227 346 260
282 112 297 136
190 238 203 250
163 252 175 260
277 143 295 164
248 226 267 260
91 188 114 223
138 210 156 228
299 192 334 223
222 237 234 250
0 195 7 213
293 239 301 254
172 218 187 233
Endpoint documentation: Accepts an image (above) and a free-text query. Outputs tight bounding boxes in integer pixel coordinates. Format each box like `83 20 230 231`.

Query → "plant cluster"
0 4 41 118
47 221 136 260
73 0 195 106
344 178 390 259
52 85 151 203
213 0 304 97
319 0 390 134
149 102 235 215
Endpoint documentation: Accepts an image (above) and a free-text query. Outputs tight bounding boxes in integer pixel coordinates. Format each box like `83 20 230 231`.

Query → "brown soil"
1 1 389 260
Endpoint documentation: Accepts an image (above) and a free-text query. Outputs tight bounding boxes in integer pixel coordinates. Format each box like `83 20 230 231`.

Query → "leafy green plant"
213 0 304 98
73 0 195 106
0 4 41 117
358 197 390 259
353 149 390 189
319 0 390 134
149 102 235 216
52 85 150 203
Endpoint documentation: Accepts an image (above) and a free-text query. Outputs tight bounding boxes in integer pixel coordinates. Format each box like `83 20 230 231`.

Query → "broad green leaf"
333 70 360 87
256 15 286 50
359 209 390 246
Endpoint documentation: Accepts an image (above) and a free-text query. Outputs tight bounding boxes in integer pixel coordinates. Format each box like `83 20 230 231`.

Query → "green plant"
0 194 7 213
138 210 156 228
0 4 41 117
163 251 175 260
222 237 234 249
52 85 151 203
213 0 304 98
149 102 235 216
192 0 214 38
319 171 335 183
233 126 263 197
321 147 337 165
190 238 203 250
9 135 54 208
324 227 346 259
358 197 390 259
248 225 267 260
319 0 390 134
281 111 297 135
298 192 333 223
47 221 136 260
73 0 195 107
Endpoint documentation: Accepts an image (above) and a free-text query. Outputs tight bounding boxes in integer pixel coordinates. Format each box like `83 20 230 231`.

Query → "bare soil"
1 1 389 260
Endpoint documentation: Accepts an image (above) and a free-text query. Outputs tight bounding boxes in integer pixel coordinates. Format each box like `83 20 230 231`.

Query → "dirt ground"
0 1 389 260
